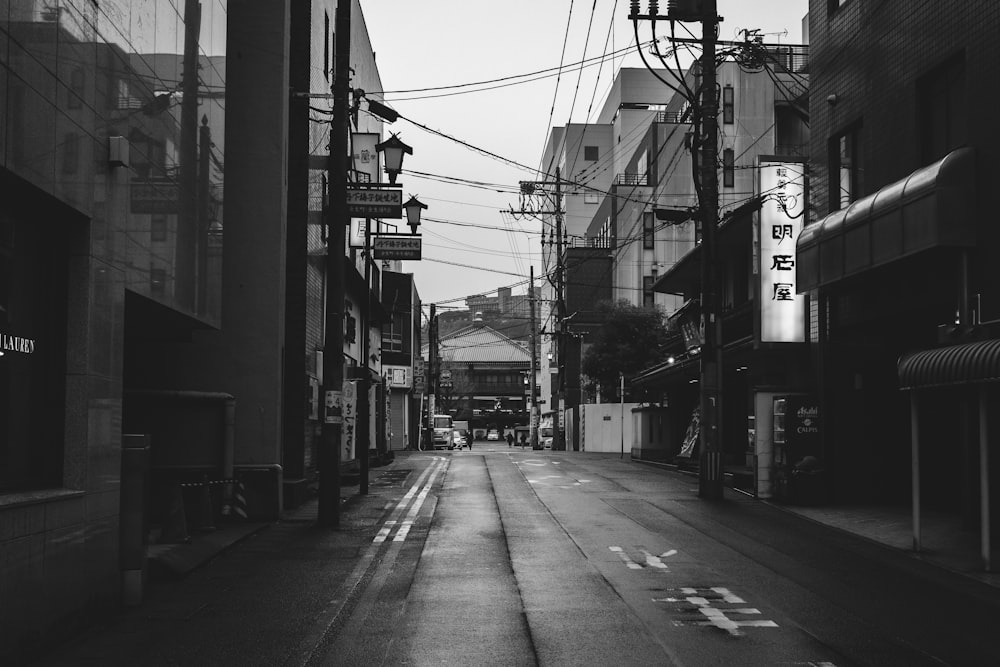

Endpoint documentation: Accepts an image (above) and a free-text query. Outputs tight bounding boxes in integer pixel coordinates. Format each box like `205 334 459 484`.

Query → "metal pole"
424 303 437 452
979 388 991 571
318 0 351 527
911 391 921 552
620 372 625 459
358 216 372 495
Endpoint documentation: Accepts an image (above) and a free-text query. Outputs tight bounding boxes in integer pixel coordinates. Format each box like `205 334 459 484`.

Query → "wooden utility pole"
698 0 724 499
554 167 566 451
529 266 539 448
318 0 351 527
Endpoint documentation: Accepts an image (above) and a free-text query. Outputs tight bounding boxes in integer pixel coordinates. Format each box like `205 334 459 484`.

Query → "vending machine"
773 394 824 504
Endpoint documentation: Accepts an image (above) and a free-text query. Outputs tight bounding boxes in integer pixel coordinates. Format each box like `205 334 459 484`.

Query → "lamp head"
375 133 412 184
403 195 427 234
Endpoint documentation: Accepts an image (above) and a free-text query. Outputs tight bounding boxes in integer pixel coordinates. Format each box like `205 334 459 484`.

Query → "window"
61 133 78 174
643 275 655 308
643 211 654 250
151 215 167 242
324 12 331 80
723 148 734 187
722 85 734 124
150 267 166 296
917 54 966 165
829 124 862 211
584 146 599 161
68 68 84 109
0 207 70 491
584 191 598 204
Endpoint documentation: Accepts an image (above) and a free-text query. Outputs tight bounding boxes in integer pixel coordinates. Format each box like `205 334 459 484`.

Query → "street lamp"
376 133 412 184
352 137 418 496
403 195 427 234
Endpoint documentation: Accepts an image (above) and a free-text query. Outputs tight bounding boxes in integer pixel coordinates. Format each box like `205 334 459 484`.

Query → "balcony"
614 173 650 187
654 110 689 124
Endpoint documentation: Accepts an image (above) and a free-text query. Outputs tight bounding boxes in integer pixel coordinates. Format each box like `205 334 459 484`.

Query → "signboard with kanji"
346 187 402 218
758 160 806 343
373 235 421 260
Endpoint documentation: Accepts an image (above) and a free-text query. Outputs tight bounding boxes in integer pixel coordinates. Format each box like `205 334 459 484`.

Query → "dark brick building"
798 0 999 564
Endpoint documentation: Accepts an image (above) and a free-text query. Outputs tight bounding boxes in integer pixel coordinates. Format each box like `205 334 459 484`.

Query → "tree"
580 300 671 400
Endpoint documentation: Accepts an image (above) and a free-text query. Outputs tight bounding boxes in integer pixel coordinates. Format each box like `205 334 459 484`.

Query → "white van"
431 414 454 449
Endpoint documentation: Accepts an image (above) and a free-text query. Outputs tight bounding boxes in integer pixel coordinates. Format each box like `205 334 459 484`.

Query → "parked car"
486 428 500 441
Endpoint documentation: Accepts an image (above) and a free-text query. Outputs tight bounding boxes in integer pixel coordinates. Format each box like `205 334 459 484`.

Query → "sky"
359 0 808 312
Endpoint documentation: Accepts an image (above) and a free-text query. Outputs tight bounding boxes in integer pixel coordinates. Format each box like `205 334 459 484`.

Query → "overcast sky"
359 0 808 313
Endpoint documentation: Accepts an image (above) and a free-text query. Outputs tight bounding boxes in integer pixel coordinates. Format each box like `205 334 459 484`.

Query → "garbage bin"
120 434 151 605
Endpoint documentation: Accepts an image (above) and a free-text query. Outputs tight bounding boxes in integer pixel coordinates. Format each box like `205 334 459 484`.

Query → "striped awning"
898 338 1000 389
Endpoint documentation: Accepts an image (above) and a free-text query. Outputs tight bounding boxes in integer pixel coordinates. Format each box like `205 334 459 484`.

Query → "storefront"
796 148 978 507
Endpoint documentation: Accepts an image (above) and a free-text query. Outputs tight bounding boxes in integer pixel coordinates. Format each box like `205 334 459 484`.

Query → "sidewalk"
639 458 999 589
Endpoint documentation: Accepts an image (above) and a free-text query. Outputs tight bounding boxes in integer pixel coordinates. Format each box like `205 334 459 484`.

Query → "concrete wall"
580 402 638 454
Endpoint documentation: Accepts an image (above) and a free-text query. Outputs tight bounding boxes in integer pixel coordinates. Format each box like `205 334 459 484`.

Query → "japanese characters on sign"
385 365 412 389
759 161 806 343
346 186 402 218
372 235 422 260
351 133 380 183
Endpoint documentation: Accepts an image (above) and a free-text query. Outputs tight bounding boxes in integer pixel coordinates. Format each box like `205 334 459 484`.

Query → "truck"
431 414 454 450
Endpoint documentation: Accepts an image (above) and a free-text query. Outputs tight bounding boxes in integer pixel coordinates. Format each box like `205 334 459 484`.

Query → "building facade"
0 0 397 657
795 0 999 563
631 47 810 493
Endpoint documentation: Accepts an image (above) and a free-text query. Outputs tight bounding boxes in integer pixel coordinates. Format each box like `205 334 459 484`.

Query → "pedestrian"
506 432 514 448
519 432 527 448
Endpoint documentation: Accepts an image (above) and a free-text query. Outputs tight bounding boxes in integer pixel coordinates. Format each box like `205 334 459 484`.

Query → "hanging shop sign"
372 234 421 260
346 186 402 218
349 219 368 248
131 179 179 214
351 133 380 183
413 359 426 393
758 160 806 343
385 365 411 389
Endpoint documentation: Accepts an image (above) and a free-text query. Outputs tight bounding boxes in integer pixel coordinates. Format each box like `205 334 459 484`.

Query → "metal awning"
898 338 1000 389
798 147 976 292
900 336 998 571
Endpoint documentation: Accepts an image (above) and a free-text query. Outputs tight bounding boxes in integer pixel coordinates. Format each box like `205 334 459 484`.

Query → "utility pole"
628 0 723 498
514 171 565 449
424 303 437 451
529 266 539 448
318 0 351 527
554 167 566 451
698 0 724 499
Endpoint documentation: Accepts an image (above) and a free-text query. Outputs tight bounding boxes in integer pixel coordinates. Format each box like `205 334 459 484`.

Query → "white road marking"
654 586 777 636
372 459 446 544
393 460 445 542
609 546 643 569
640 549 670 570
660 549 678 558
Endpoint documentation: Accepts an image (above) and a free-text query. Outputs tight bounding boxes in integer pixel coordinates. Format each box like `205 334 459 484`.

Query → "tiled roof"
425 324 530 365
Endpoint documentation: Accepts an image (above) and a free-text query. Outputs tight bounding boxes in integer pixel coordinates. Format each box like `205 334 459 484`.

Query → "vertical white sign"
350 133 379 249
351 133 380 182
759 161 805 343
